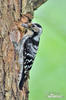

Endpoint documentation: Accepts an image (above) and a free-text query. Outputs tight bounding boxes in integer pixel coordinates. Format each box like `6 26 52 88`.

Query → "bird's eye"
32 24 35 27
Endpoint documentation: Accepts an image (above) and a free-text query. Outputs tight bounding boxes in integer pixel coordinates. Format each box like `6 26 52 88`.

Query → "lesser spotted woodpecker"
13 23 42 90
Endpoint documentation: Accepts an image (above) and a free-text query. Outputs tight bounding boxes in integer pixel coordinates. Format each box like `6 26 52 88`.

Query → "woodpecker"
13 23 42 90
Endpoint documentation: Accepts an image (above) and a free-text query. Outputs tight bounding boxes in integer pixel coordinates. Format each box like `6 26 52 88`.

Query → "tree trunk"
0 0 47 100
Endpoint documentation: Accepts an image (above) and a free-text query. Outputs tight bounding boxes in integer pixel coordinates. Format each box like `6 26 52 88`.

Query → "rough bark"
0 0 47 100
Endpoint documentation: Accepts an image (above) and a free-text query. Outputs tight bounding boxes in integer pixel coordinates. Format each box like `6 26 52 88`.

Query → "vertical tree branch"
0 0 47 100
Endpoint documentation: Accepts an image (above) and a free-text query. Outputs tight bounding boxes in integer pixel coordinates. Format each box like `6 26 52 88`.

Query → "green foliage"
29 0 66 100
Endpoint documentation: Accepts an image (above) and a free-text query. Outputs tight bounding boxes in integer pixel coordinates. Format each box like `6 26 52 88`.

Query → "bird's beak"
21 23 29 28
21 23 32 28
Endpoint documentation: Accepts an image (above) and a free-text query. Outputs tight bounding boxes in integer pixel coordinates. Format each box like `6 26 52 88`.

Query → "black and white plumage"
13 23 42 90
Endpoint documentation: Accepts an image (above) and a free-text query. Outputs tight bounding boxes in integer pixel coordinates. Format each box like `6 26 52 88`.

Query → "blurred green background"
29 0 66 100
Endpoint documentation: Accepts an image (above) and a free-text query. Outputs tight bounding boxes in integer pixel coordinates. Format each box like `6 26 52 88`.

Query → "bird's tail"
19 70 28 90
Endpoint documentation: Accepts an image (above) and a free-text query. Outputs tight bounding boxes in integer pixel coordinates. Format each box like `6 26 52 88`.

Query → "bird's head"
21 23 42 35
